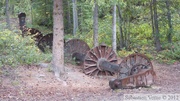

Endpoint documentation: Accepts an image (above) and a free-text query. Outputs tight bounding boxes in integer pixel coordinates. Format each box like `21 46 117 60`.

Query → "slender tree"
150 0 155 40
75 0 78 31
165 0 172 43
72 0 78 35
52 0 65 77
117 4 124 50
152 0 161 51
112 4 117 53
67 1 71 33
5 0 11 29
93 0 98 47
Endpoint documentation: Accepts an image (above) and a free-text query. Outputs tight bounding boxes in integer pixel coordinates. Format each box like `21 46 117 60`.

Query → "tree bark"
5 0 11 30
67 1 71 33
52 0 65 77
153 0 161 51
93 0 99 47
165 0 172 43
117 4 124 50
75 0 78 31
72 0 78 35
150 0 155 40
112 5 117 53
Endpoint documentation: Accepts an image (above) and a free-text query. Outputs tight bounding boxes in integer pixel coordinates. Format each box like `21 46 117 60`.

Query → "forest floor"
0 59 180 101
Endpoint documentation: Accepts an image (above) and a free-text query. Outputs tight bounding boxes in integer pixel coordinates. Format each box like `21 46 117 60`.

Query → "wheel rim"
84 45 117 76
119 53 153 79
64 39 90 64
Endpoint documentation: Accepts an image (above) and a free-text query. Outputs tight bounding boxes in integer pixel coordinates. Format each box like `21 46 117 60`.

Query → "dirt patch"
0 61 180 101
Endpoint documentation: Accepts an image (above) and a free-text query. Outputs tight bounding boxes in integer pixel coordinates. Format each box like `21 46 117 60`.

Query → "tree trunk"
11 5 14 15
78 3 83 33
52 0 65 77
153 0 161 51
125 15 130 50
117 4 124 50
124 21 127 49
75 0 78 31
93 0 98 47
5 0 11 30
126 1 131 50
165 0 172 43
30 0 34 25
67 1 71 33
150 0 155 40
72 0 78 35
112 5 117 53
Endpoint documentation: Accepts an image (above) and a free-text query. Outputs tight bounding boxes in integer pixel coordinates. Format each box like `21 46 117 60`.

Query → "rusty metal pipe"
98 59 120 73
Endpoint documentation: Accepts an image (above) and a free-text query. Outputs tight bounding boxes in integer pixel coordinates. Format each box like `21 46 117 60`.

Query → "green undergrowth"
158 42 180 64
117 46 154 60
117 44 179 64
66 31 179 64
0 29 52 67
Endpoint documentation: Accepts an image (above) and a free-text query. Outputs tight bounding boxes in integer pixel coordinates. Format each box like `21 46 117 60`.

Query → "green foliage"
31 0 53 27
117 46 154 60
1 0 180 65
162 42 180 60
117 48 134 57
0 29 52 67
154 53 176 64
150 42 180 64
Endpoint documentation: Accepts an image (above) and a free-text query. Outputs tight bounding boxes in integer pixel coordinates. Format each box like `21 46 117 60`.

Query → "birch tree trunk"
67 1 71 33
72 0 78 35
93 0 98 47
112 5 117 53
5 0 11 29
52 0 65 77
165 0 172 43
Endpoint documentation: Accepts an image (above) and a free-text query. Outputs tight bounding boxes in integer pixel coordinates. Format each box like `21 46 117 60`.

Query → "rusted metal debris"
118 53 154 79
64 39 90 65
18 12 43 41
22 26 43 42
84 45 118 76
18 12 26 37
37 33 53 52
109 66 156 89
109 53 156 89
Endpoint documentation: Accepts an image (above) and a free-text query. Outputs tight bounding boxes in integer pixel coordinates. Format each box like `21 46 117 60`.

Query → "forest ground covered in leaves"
0 60 180 101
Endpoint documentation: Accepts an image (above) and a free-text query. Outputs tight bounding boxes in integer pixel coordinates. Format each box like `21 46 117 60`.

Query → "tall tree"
165 0 172 43
150 0 155 41
5 0 11 29
117 4 124 50
152 0 161 51
52 0 65 77
112 4 117 53
123 1 130 50
67 0 71 33
72 0 78 35
93 0 98 47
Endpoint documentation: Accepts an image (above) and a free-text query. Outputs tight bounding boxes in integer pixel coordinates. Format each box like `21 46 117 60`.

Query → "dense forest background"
0 0 180 67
